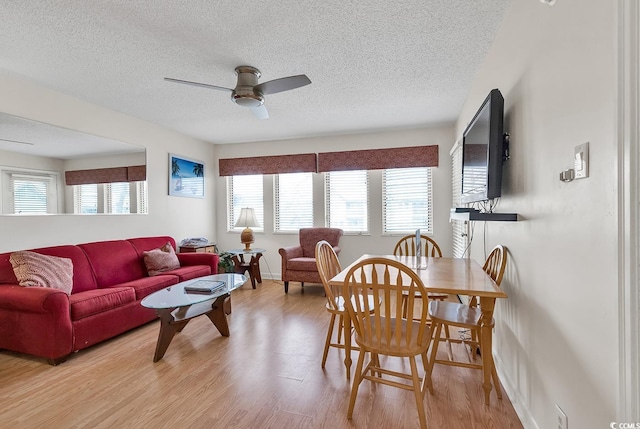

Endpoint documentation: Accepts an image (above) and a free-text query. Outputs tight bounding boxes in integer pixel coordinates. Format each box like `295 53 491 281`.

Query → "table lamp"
235 207 260 251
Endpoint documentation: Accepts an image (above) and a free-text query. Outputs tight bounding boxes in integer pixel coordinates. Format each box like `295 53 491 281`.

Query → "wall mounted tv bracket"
502 133 511 161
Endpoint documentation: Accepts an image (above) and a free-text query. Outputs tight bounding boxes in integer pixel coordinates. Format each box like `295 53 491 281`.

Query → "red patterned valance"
127 165 147 181
65 165 146 185
317 145 438 172
219 153 317 176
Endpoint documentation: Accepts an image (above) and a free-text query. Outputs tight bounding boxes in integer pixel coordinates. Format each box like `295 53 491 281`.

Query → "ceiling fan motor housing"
232 65 264 107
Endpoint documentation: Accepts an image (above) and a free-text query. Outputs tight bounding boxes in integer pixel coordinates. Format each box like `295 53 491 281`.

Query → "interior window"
325 170 369 233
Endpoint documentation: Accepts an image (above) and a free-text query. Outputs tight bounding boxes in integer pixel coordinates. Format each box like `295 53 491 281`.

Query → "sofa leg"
284 281 289 294
47 355 68 366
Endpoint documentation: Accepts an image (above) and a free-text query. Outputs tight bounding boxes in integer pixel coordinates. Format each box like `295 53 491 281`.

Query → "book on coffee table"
184 280 226 294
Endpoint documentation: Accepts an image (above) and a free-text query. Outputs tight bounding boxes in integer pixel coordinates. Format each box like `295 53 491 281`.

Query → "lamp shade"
235 207 260 228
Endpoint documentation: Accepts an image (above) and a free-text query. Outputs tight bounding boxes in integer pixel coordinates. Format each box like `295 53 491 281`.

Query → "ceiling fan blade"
255 74 311 95
164 77 232 92
250 104 269 120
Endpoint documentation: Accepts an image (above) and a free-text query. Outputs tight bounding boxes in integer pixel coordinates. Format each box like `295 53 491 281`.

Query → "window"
451 141 469 258
73 181 147 214
275 172 313 232
75 184 98 214
382 167 432 234
1 169 59 214
325 170 368 233
228 175 264 231
106 182 131 214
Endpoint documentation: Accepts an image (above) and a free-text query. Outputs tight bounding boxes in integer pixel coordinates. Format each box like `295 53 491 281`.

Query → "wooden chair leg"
420 351 432 393
322 313 336 369
347 349 367 419
410 356 427 429
427 321 443 394
337 314 344 344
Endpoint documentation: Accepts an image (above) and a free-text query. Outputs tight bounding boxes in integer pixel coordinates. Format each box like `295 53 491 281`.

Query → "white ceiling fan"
164 66 311 119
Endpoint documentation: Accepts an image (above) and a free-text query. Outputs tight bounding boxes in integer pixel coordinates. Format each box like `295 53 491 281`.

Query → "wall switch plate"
574 142 589 179
555 404 568 429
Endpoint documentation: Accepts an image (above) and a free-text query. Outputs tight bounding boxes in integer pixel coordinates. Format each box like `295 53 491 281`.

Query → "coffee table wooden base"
151 294 231 362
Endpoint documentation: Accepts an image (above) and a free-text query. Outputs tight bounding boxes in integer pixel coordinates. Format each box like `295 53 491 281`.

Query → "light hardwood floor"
0 280 523 429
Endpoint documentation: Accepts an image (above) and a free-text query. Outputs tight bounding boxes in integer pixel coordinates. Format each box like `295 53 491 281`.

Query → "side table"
178 243 218 254
227 248 265 289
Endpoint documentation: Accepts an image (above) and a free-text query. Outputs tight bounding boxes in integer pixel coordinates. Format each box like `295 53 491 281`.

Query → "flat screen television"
460 88 505 204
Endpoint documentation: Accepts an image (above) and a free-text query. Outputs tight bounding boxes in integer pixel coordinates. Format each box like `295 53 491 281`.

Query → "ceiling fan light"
231 88 264 107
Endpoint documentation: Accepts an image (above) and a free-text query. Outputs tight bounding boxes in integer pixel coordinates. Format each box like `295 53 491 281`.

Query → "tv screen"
461 89 505 204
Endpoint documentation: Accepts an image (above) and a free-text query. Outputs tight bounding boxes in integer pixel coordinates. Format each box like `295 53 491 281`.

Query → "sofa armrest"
0 284 70 314
333 246 341 255
0 284 73 362
278 246 303 260
177 252 219 274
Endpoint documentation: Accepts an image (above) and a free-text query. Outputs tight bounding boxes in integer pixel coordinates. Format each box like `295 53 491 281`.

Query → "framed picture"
169 154 205 198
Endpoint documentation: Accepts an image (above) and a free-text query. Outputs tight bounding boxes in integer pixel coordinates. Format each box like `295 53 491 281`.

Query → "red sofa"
0 236 219 365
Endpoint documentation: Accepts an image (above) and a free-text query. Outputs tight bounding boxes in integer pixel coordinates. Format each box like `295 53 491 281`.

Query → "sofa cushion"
162 265 212 282
78 240 145 287
143 242 180 276
9 251 74 295
287 257 318 272
69 287 136 320
114 275 178 300
127 236 177 255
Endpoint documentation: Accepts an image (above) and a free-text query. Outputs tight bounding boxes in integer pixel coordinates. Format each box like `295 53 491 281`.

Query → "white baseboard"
494 354 540 429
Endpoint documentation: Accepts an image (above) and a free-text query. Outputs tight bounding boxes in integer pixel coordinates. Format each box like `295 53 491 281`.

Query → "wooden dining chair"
393 234 448 318
316 240 376 380
426 244 508 403
342 257 434 429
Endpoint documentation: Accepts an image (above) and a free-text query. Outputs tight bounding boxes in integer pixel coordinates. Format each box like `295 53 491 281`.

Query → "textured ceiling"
0 0 511 145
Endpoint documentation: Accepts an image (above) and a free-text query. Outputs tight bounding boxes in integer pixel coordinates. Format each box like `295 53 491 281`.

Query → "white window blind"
73 181 147 214
451 141 469 258
2 170 58 214
382 167 432 234
74 184 98 214
106 182 131 214
228 175 264 231
275 172 313 232
136 181 148 214
325 170 369 233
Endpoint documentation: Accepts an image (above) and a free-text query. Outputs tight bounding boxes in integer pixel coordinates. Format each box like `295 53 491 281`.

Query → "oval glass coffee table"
141 274 247 362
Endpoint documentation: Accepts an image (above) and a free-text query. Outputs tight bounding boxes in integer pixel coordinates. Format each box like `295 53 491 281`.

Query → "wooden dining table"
328 254 508 405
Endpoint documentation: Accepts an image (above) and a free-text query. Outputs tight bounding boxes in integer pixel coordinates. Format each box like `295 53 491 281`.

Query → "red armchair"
278 228 343 293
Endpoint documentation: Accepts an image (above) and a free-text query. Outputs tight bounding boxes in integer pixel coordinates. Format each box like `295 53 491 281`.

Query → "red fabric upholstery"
279 228 343 293
70 287 136 320
0 235 218 364
0 245 98 293
78 240 145 287
113 275 178 300
287 257 318 271
0 286 73 360
128 236 218 276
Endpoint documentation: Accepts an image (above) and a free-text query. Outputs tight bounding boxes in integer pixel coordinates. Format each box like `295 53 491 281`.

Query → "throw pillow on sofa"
143 242 180 276
9 250 74 295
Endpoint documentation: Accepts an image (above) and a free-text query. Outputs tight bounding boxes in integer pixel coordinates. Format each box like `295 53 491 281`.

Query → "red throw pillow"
143 242 180 276
9 250 74 295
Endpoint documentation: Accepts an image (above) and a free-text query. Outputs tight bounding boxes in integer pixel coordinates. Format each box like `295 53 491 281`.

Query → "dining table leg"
479 296 497 405
344 312 352 379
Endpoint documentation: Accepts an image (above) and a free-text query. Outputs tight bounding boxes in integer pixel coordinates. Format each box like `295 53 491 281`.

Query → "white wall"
214 126 454 281
458 1 618 427
0 74 217 252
